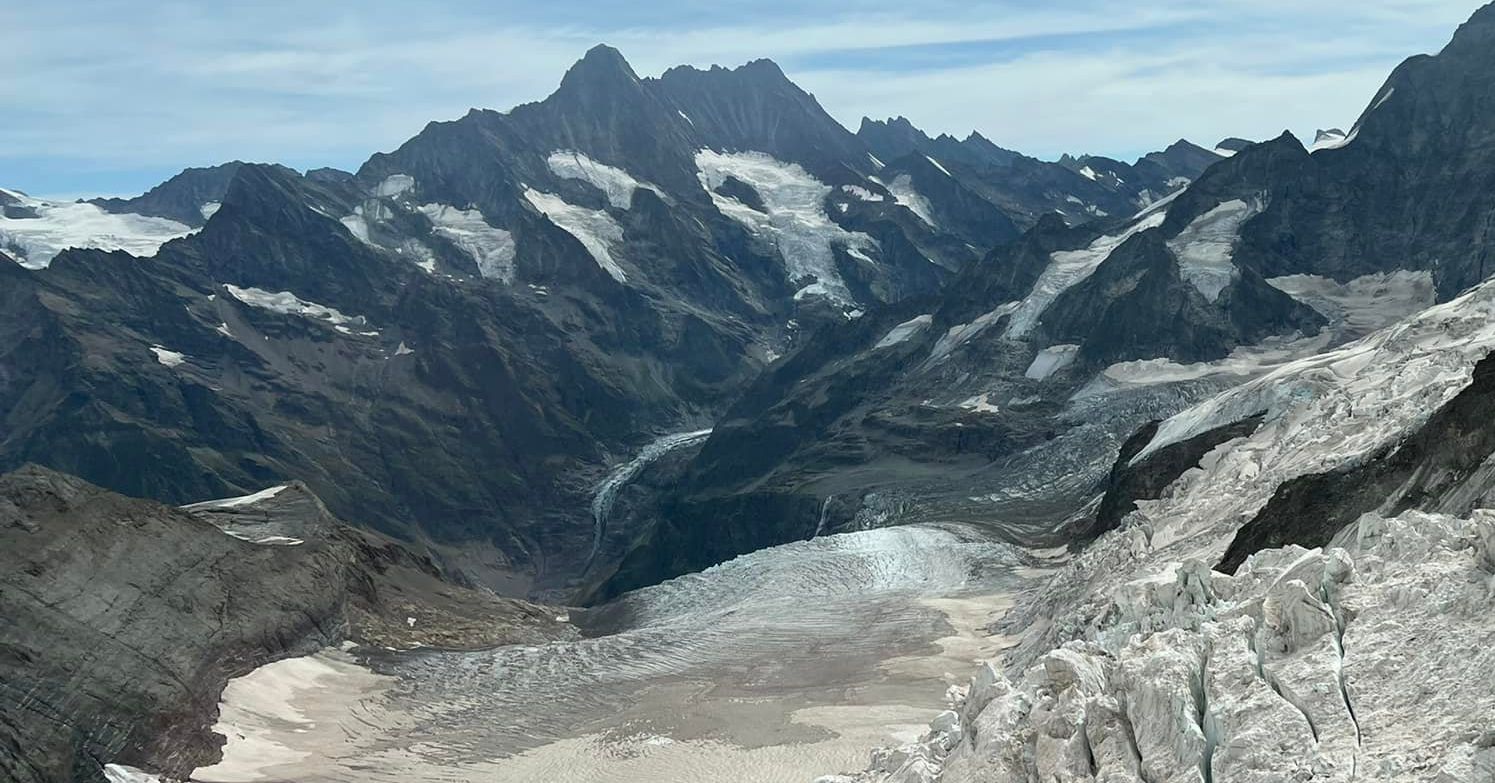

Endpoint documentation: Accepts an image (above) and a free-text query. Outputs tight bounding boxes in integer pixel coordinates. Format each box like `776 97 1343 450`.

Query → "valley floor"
190 524 1048 782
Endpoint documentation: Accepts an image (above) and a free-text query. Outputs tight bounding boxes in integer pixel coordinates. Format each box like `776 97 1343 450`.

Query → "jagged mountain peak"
90 161 253 227
559 44 642 89
1449 0 1495 45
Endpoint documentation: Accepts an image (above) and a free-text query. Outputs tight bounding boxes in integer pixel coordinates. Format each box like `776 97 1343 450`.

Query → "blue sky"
1 1 1482 198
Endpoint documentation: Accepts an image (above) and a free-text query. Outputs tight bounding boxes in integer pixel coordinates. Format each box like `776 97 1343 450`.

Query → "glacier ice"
836 280 1495 783
0 190 197 269
1166 198 1259 303
417 203 516 283
546 150 661 210
695 149 875 307
523 188 627 282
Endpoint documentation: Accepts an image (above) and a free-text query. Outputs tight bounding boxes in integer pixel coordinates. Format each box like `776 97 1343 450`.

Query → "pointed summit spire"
557 44 642 96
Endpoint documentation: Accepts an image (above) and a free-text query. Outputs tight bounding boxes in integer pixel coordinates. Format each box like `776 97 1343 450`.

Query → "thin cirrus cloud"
0 0 1480 198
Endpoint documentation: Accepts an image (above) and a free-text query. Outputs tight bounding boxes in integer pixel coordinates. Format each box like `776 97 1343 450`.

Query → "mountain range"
7 4 1495 781
0 44 1222 599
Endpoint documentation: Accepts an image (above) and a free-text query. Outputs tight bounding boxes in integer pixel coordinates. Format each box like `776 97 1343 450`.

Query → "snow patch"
924 155 953 177
200 202 222 220
695 150 874 306
186 484 290 510
959 393 1000 414
1024 344 1080 380
875 315 933 349
926 302 1019 365
375 174 415 197
886 174 936 227
841 185 884 202
103 764 164 783
223 285 377 335
417 204 516 283
1006 211 1167 339
546 150 661 210
1167 198 1260 302
1078 165 1098 181
1370 86 1396 112
523 189 627 283
149 345 186 368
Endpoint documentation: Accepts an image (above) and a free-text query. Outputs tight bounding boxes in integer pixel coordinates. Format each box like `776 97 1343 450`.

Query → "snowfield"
0 190 198 269
1167 198 1260 302
523 188 628 282
695 149 876 307
223 285 378 335
417 203 517 282
546 150 661 209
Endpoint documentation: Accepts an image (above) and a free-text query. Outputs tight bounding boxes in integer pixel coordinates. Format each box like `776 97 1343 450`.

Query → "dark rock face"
1219 352 1495 573
0 466 347 783
1213 138 1255 154
1190 5 1495 299
90 163 259 227
1036 228 1324 367
1084 415 1264 544
0 466 569 783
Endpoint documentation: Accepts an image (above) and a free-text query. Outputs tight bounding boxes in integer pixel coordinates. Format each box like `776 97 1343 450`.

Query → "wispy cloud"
0 0 1481 196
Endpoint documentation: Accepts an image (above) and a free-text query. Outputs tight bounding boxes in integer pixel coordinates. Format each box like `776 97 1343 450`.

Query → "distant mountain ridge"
0 45 1214 599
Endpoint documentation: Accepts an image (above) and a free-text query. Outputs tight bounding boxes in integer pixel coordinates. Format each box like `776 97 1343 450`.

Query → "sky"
1 0 1483 199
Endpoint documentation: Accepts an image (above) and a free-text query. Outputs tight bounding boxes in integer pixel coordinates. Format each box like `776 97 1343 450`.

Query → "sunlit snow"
546 150 661 210
223 285 378 335
1167 198 1260 302
0 190 197 269
523 188 627 282
376 174 415 197
695 150 875 306
1024 343 1080 380
417 204 516 283
149 345 186 368
885 174 936 227
875 314 933 349
185 484 290 510
1006 211 1167 339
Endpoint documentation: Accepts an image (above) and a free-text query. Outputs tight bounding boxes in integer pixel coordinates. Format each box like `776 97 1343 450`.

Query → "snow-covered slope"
0 188 198 268
830 509 1495 783
825 277 1495 783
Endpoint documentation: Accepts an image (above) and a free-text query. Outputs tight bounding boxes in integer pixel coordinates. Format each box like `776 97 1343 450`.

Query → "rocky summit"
5 4 1495 782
